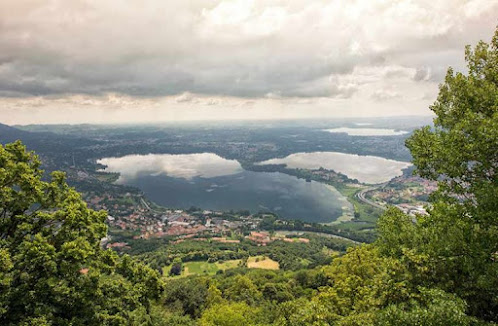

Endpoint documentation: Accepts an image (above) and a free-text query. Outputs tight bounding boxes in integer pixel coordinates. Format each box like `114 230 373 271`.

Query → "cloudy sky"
1 0 497 124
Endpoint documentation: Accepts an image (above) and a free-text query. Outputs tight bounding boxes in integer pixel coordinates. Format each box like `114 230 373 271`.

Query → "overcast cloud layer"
1 0 497 124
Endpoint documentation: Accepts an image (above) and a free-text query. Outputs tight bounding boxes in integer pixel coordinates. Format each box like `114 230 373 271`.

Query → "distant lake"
98 153 352 223
324 127 409 136
258 152 412 184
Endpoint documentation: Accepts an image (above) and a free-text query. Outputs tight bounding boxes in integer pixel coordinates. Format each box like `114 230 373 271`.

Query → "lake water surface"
98 153 351 223
258 152 411 184
324 127 409 136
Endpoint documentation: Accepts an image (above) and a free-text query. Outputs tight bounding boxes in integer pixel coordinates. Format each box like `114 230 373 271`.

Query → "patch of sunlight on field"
247 256 280 270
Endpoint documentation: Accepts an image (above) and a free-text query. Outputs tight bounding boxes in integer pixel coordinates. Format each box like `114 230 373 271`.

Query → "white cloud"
98 153 243 181
371 90 401 101
0 0 496 122
175 92 195 103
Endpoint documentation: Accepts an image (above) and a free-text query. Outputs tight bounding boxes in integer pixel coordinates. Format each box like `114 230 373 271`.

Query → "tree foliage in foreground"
378 27 498 321
0 141 162 325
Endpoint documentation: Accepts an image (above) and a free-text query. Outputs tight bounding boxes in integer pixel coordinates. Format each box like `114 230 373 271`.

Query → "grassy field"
183 261 218 276
164 259 242 277
247 256 280 270
164 256 280 277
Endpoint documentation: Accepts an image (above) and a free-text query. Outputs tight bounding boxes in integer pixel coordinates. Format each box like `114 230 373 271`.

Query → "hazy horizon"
7 115 435 127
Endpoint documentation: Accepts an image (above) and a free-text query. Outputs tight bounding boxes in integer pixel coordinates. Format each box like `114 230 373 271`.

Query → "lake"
323 127 409 136
257 151 411 184
98 153 352 223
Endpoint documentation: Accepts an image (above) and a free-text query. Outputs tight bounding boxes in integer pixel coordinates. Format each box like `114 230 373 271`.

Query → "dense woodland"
0 29 497 325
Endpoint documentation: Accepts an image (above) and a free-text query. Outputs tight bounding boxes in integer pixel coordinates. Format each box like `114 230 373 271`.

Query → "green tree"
169 257 183 276
205 284 224 307
375 288 473 326
0 141 161 325
224 275 262 305
276 247 475 326
317 245 412 324
162 278 208 318
379 28 498 321
262 283 294 303
199 302 265 326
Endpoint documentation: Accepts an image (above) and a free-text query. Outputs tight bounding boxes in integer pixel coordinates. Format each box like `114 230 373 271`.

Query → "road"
140 197 165 214
355 184 387 211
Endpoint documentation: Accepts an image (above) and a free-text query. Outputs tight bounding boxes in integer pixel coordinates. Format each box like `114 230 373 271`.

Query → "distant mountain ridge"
0 123 96 153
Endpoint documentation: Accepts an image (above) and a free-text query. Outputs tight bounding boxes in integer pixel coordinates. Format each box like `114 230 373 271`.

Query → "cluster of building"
102 201 264 242
82 187 315 249
394 204 428 216
84 192 136 216
148 210 260 239
98 198 317 249
105 208 166 236
310 168 359 184
369 176 437 216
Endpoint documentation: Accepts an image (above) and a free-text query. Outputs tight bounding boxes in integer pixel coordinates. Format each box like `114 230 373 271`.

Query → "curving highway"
355 184 387 211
